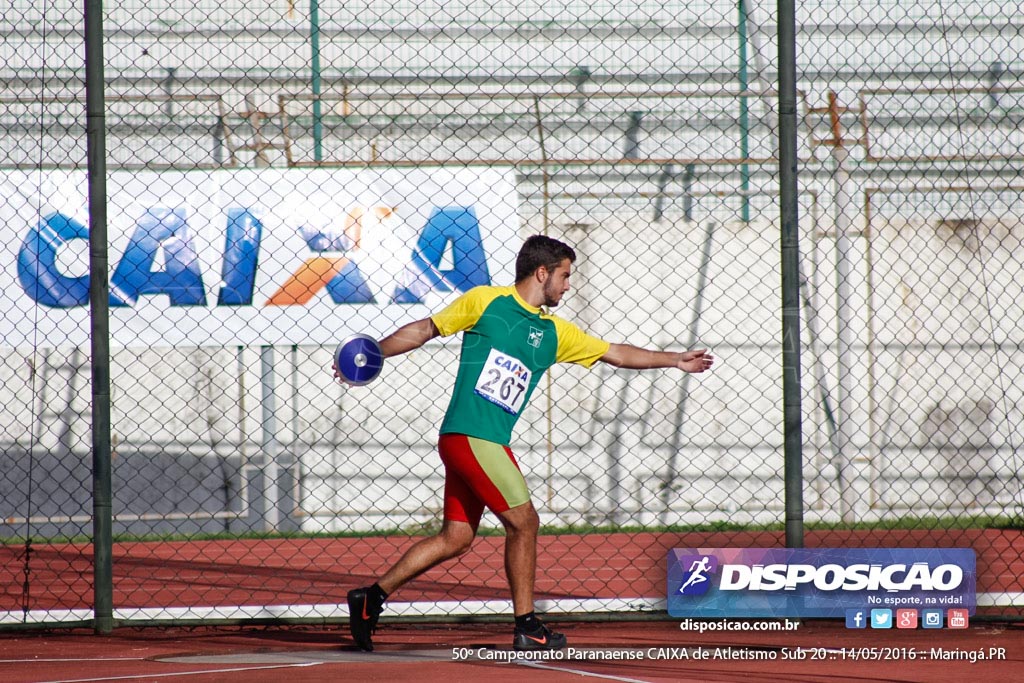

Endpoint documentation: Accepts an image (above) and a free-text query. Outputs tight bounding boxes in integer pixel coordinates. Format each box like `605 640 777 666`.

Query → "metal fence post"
85 0 114 635
778 0 805 550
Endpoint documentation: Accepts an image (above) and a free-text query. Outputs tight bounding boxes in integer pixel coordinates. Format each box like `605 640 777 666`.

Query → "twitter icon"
870 609 893 629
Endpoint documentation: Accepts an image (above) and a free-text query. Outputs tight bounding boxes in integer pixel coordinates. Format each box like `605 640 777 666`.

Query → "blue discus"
334 334 384 386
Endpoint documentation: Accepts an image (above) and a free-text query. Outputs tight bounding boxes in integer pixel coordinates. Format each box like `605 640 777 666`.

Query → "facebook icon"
845 609 867 629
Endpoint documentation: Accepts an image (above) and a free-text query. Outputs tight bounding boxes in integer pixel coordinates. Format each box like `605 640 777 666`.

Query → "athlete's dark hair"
515 235 576 282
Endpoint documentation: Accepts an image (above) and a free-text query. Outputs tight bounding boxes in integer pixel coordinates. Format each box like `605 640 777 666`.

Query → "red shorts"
438 433 531 527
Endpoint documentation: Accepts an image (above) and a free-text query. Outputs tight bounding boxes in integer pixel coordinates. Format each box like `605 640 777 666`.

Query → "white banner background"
0 167 518 348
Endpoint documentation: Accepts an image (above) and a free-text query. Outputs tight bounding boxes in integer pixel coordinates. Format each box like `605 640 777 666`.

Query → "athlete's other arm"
599 344 714 373
378 318 441 358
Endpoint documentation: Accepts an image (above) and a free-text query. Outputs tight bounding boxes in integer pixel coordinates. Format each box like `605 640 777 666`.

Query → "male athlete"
344 235 714 652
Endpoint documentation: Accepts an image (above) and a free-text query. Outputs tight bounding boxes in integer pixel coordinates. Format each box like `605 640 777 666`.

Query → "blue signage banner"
667 548 976 618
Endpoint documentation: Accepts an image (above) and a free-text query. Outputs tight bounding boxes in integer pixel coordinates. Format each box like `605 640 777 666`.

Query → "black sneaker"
347 587 384 651
512 620 567 651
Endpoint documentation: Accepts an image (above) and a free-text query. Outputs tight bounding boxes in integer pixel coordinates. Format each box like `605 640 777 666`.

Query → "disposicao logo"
666 548 976 619
676 555 718 596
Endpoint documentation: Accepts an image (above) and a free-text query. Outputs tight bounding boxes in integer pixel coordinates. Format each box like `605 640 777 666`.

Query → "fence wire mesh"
1 0 1022 626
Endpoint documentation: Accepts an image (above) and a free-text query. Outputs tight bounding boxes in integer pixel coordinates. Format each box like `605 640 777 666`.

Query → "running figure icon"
679 556 713 594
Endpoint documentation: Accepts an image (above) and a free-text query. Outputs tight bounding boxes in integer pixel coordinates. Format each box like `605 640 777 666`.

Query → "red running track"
0 620 1022 683
1 528 1021 616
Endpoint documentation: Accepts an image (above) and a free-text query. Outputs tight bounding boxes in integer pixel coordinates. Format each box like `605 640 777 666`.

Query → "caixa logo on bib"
667 548 976 618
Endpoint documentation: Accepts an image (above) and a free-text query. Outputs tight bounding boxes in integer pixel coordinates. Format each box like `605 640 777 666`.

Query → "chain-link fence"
1 1 1022 628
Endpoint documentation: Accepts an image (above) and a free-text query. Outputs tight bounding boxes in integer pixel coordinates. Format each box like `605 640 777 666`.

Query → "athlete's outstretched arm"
378 318 441 358
599 344 714 373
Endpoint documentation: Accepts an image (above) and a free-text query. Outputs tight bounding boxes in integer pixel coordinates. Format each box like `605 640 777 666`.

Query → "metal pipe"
830 92 859 523
260 345 281 530
309 0 323 162
738 0 752 222
652 163 675 223
682 163 696 222
797 239 843 507
85 0 114 635
162 67 176 121
603 374 630 525
778 0 805 550
623 111 642 159
532 95 557 507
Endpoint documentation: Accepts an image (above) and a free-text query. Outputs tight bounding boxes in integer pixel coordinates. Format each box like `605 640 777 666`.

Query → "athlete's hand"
676 349 714 373
332 360 352 386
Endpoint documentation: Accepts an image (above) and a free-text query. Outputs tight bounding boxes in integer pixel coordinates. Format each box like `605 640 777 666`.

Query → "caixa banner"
0 167 518 349
667 548 976 618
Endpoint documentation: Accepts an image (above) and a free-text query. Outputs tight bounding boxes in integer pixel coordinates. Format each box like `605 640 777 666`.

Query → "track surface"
2 620 1022 682
3 529 1021 613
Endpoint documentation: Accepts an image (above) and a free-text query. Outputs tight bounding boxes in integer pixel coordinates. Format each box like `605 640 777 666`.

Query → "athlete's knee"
439 521 476 556
447 534 474 557
500 501 539 536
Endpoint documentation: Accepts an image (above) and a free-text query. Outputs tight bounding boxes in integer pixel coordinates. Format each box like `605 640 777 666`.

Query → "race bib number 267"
474 348 532 415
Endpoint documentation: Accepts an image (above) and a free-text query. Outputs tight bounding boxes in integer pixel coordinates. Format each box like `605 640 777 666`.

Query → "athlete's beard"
542 280 562 307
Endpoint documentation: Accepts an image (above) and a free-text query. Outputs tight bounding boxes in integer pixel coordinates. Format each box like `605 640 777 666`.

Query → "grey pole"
738 0 752 222
310 0 324 162
778 0 805 549
260 345 281 531
85 0 114 634
832 118 859 523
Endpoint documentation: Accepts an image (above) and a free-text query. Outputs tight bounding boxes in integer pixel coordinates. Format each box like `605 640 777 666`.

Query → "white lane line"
32 661 323 683
0 658 146 663
5 591 1020 625
516 660 657 683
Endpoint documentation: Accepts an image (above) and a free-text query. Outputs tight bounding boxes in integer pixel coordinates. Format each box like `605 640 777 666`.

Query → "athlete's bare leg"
498 501 540 616
377 519 475 594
